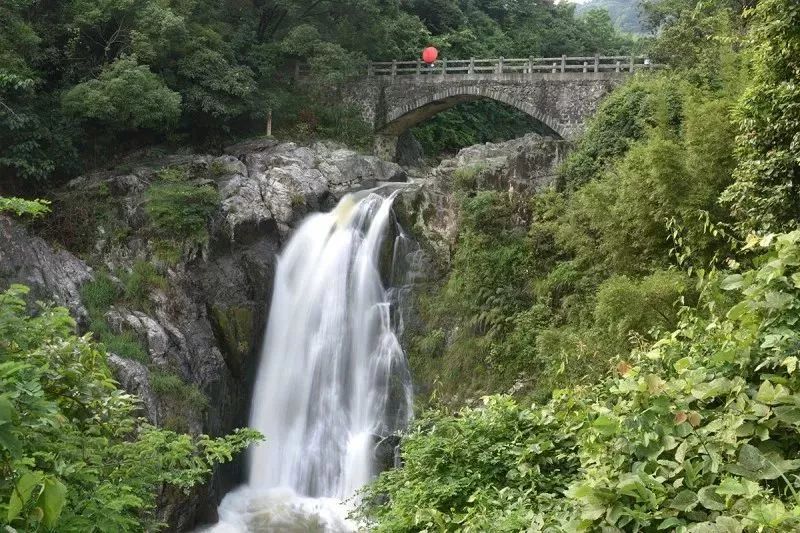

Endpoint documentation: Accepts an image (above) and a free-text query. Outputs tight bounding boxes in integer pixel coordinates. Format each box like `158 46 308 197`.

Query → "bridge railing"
367 55 661 76
295 55 662 78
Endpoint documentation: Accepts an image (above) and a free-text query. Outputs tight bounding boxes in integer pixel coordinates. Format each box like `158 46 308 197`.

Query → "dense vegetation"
0 0 631 193
577 0 644 34
360 0 800 530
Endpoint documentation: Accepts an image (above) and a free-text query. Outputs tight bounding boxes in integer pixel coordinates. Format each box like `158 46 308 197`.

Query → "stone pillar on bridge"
374 134 399 162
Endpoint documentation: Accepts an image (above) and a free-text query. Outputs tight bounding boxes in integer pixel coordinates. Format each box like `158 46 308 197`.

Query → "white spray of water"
207 190 413 532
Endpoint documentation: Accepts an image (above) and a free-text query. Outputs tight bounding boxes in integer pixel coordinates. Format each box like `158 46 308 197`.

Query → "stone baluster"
582 61 588 73
615 60 621 73
561 54 566 73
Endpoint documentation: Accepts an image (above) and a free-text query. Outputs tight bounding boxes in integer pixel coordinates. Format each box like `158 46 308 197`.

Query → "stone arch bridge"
330 56 659 159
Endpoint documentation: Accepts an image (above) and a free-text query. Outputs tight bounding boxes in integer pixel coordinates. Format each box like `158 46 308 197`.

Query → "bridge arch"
378 85 566 139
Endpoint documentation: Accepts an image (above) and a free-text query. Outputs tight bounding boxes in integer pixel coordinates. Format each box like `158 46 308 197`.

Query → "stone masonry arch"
380 85 565 139
339 70 628 160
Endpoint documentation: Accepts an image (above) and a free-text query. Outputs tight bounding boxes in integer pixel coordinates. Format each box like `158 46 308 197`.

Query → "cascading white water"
207 190 413 532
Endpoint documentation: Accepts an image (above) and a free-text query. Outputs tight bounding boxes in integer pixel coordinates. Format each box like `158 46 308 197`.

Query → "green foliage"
150 371 207 408
721 0 800 233
0 284 260 531
364 232 800 531
121 260 167 311
81 273 119 313
0 196 49 217
577 0 646 34
80 273 150 363
144 181 219 255
62 57 181 132
559 75 685 190
358 395 582 532
0 0 635 189
410 70 738 403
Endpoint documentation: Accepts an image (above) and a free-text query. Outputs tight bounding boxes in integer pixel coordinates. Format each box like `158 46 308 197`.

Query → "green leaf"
0 395 13 423
38 477 66 528
716 477 760 498
698 486 726 511
658 517 684 529
0 425 21 456
592 415 619 435
669 489 698 511
7 471 44 523
754 380 791 405
773 405 800 425
720 274 744 290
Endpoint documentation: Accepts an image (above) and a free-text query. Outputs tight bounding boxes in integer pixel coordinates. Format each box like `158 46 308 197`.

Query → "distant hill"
576 0 646 34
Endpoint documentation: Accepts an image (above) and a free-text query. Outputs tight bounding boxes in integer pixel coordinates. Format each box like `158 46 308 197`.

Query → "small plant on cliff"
0 285 261 531
80 273 150 363
0 197 50 218
121 260 167 311
144 181 219 259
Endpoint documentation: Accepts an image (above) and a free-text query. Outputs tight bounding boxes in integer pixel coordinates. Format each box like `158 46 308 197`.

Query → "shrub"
451 164 485 190
0 285 260 531
103 330 149 363
150 370 209 411
80 273 119 313
144 182 219 251
121 260 166 310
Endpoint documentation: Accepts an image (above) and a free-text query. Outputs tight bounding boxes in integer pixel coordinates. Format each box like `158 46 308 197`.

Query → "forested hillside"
577 0 644 34
1 0 627 193
358 0 800 530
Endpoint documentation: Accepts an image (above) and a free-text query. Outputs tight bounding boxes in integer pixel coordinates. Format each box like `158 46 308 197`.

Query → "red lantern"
422 47 439 64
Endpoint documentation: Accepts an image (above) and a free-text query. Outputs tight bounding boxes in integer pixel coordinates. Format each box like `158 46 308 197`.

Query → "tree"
62 57 181 132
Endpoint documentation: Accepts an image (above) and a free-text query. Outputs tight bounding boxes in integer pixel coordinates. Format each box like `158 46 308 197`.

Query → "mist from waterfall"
207 190 413 532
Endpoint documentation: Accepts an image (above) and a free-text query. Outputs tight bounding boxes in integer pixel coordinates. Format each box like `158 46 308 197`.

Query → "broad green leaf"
669 489 698 511
773 405 800 425
0 396 13 423
754 380 791 405
658 517 684 529
592 415 619 435
716 478 760 498
38 478 67 529
7 471 43 523
698 486 726 511
720 274 744 290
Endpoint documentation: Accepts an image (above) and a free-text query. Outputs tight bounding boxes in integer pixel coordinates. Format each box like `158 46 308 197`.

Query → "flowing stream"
208 190 413 532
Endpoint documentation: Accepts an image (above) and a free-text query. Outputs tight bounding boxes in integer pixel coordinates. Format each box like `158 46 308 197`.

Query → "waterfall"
207 190 413 532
